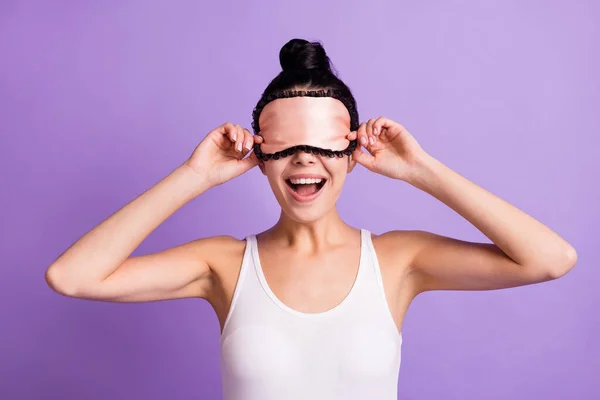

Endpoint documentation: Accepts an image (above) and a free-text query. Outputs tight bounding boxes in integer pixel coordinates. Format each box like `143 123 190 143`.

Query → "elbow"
45 265 79 297
546 246 578 280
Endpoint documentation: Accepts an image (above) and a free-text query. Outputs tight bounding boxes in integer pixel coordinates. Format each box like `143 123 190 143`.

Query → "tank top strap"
360 229 386 292
360 229 403 340
219 235 254 340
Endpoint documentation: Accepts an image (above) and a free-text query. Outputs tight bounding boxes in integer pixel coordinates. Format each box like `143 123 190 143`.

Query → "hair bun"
279 38 332 73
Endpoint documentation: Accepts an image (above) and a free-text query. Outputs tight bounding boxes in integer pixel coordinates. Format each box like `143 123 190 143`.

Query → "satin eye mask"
251 89 359 161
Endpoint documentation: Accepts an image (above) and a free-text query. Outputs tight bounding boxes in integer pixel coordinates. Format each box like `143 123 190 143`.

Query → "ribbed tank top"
219 229 403 400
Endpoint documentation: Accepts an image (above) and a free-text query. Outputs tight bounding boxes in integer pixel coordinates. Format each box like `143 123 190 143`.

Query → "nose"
292 150 318 165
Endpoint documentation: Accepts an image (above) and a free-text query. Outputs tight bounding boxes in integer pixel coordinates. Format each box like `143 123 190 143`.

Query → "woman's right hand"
183 122 264 188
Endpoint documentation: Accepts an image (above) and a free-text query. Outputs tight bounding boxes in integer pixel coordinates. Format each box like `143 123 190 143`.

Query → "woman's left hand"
347 117 427 182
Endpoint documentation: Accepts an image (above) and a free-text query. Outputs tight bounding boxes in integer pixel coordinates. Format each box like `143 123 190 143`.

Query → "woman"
45 39 578 399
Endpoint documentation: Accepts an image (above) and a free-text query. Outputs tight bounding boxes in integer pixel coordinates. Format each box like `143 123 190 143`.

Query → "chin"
282 206 329 224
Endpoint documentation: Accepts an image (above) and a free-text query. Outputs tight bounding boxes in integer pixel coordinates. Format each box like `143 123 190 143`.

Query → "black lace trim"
252 139 357 161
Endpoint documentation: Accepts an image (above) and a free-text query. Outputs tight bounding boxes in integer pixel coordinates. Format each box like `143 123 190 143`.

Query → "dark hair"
251 38 359 134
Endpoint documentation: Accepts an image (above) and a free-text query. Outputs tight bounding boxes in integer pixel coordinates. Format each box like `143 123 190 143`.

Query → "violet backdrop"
1 1 597 399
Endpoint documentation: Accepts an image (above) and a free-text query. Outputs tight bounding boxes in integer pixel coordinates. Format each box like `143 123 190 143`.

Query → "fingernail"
237 142 242 151
245 141 251 150
374 128 378 135
369 136 375 144
232 133 237 141
361 137 368 145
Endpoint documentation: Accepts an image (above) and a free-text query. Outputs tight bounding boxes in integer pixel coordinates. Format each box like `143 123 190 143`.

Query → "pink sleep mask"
251 89 358 161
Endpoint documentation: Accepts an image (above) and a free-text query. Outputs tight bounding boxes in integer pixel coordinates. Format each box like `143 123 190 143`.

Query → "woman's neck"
261 208 356 252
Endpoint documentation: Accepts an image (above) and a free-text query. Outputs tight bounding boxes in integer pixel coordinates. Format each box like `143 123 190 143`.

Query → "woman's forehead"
258 96 351 134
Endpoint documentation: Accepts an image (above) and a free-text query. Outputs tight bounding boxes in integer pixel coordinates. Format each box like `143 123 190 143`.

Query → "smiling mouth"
285 179 327 196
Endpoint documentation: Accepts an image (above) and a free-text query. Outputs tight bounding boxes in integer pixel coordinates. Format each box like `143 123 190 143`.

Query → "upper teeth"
290 178 323 184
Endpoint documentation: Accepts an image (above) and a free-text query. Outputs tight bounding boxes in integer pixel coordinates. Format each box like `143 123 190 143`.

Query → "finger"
238 148 260 173
373 117 403 139
366 118 377 145
357 122 368 147
234 124 244 153
352 146 375 170
242 128 254 152
253 134 264 143
370 117 384 141
372 116 386 136
346 130 357 140
222 122 237 143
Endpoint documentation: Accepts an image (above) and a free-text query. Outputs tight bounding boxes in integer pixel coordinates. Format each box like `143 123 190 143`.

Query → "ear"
347 154 357 173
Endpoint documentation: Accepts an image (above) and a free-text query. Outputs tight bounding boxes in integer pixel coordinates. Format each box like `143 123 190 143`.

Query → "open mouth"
285 178 327 199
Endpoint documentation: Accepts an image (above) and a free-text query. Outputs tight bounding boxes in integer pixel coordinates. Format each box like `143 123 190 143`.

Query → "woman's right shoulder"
200 234 251 274
199 234 252 305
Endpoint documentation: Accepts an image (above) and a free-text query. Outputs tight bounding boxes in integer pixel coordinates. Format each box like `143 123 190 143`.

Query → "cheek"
321 157 349 180
263 161 287 183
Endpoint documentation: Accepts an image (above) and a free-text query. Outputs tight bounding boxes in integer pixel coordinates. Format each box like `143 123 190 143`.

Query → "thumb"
352 147 376 171
236 150 260 174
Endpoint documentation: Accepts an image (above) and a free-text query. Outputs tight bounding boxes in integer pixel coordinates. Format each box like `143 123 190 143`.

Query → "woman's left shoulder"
370 229 423 247
369 229 425 270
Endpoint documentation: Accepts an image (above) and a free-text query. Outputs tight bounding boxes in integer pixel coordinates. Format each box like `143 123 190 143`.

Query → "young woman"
45 39 577 399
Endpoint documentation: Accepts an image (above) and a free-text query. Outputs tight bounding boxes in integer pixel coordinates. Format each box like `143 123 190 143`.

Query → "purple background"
1 1 597 399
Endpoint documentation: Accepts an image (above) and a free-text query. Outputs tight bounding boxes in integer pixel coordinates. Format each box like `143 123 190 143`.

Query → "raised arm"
398 153 577 292
45 165 213 301
45 122 262 302
348 117 577 293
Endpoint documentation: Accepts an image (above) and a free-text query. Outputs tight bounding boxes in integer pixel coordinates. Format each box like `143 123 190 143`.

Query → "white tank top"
219 229 403 400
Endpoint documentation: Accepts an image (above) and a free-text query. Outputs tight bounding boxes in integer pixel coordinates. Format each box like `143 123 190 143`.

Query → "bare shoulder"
201 234 247 269
370 229 429 294
365 230 432 331
198 234 250 330
370 229 425 269
200 234 249 304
